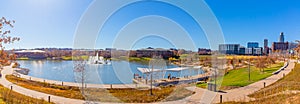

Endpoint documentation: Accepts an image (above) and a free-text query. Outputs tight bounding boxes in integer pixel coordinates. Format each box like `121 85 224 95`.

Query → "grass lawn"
225 55 258 60
196 82 208 89
197 63 284 90
16 57 29 60
221 63 284 90
61 56 72 60
223 63 300 104
6 75 194 103
68 55 89 60
249 63 300 98
0 84 52 104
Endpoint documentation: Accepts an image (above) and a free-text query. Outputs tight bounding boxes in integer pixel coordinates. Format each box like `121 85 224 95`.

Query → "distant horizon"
1 0 300 51
6 33 297 51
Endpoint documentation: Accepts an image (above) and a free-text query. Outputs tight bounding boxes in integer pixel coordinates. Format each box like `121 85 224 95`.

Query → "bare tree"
148 56 166 95
74 57 87 95
227 56 237 70
255 56 267 72
265 56 276 68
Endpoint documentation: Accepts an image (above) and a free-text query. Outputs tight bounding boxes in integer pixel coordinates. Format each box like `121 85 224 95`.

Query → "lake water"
17 60 204 84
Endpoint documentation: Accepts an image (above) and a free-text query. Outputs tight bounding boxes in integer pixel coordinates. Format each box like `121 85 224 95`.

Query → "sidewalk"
178 61 295 103
0 66 168 104
0 61 295 104
17 72 151 89
0 66 86 104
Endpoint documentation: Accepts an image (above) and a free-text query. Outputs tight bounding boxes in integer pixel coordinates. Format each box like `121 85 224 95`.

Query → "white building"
245 48 253 55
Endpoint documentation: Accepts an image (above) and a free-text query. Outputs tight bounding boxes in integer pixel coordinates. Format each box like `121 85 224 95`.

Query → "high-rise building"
264 39 269 55
272 42 289 52
247 42 259 48
264 39 268 48
219 44 240 54
272 32 289 52
238 47 246 55
245 48 253 55
245 47 263 55
253 47 263 55
279 32 285 42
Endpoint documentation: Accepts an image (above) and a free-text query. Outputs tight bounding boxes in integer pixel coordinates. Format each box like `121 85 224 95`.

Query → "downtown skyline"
0 0 300 51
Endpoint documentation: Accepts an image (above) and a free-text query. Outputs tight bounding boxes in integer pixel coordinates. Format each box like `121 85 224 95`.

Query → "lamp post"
214 67 217 92
248 58 251 81
150 64 153 95
149 56 166 96
212 64 218 92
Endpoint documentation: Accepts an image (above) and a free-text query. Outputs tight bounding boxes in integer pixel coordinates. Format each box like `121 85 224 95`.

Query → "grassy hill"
0 84 53 104
224 63 300 104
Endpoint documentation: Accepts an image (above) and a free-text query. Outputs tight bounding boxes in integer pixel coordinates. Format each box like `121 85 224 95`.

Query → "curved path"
0 65 187 104
15 71 151 89
0 66 85 104
0 60 296 104
181 60 296 103
213 61 296 103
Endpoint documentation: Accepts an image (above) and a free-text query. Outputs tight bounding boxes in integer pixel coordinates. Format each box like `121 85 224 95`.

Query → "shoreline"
15 60 208 85
12 67 153 89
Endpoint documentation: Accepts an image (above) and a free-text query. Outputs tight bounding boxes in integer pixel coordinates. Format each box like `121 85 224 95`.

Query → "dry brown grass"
249 63 300 98
0 84 53 104
6 75 84 100
6 75 194 103
222 63 300 104
84 85 194 103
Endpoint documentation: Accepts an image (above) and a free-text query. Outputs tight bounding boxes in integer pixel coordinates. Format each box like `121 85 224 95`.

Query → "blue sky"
1 0 300 50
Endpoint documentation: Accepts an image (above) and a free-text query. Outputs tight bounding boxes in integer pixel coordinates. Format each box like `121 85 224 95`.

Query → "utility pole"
248 58 251 81
150 64 153 95
214 67 217 92
148 57 166 95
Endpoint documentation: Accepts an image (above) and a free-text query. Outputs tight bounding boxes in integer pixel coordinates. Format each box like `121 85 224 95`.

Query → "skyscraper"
264 39 268 48
264 39 269 55
272 32 289 52
279 32 285 42
247 42 259 48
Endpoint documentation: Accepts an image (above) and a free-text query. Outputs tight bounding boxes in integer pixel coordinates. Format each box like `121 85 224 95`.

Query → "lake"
17 60 204 84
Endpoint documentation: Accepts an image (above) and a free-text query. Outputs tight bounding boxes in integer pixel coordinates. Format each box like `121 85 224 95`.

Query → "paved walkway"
0 61 296 104
16 71 151 89
0 65 87 104
0 65 168 104
180 61 296 104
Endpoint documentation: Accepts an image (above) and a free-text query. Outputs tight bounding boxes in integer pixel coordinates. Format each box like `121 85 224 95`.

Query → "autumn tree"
255 56 267 72
0 17 20 66
228 56 237 70
295 40 300 62
265 56 276 68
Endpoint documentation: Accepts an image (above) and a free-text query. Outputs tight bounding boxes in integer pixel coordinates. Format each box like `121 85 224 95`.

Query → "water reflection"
17 60 204 84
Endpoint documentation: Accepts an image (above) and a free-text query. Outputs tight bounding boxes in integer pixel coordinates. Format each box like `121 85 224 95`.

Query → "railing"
272 62 289 75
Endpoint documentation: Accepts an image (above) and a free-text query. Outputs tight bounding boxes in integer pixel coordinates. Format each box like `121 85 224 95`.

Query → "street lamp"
149 56 166 95
150 64 154 95
248 58 251 81
214 67 217 92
